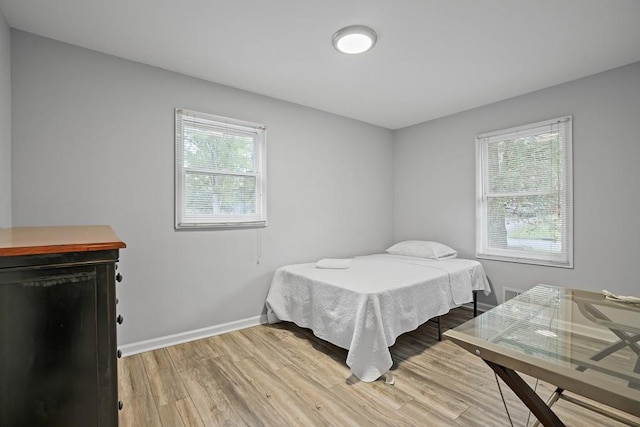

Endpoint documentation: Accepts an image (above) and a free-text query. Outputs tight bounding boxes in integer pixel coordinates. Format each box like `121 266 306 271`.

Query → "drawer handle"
118 401 124 411
117 315 124 324
117 349 122 358
116 273 123 283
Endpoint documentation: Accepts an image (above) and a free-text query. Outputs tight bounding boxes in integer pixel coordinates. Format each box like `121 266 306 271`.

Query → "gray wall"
10 27 640 344
394 61 640 306
11 30 394 345
0 11 10 227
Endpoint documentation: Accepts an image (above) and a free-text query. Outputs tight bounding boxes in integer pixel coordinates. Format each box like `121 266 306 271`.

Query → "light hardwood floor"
118 308 639 426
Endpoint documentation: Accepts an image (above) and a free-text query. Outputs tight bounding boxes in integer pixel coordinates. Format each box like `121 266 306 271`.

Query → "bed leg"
437 316 442 341
473 291 478 317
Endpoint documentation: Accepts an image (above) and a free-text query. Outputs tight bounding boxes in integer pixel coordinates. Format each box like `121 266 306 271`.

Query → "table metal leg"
576 302 640 389
633 356 640 390
484 360 566 427
530 388 564 427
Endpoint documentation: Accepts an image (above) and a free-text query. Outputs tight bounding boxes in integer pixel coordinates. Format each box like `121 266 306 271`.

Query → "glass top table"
444 284 640 427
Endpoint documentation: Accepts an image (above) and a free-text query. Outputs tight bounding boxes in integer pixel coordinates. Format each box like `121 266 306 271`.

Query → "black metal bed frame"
430 290 479 341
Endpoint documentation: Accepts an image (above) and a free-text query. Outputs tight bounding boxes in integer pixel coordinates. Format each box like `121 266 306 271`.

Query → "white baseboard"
476 301 494 313
118 313 269 357
461 301 494 314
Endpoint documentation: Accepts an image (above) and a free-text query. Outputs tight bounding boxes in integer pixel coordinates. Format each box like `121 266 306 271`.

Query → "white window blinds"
175 109 267 229
476 116 573 267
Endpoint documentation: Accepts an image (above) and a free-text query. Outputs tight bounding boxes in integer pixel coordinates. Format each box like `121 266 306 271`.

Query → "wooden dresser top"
0 225 126 256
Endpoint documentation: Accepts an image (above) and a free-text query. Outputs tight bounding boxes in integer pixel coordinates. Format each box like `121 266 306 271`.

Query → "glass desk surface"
444 284 640 419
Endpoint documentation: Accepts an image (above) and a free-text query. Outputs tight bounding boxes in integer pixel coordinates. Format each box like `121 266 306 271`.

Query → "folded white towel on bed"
315 258 352 269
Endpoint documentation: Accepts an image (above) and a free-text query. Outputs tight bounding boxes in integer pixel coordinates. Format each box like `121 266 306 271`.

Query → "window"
175 109 266 229
476 116 573 267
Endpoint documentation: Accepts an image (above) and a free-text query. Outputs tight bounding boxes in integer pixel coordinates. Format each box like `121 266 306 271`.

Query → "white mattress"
265 253 491 382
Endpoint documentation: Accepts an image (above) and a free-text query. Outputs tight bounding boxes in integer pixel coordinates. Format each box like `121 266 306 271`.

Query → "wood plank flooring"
118 308 640 426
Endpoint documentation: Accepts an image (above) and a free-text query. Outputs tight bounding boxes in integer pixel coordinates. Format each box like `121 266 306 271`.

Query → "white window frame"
476 116 573 268
175 108 267 230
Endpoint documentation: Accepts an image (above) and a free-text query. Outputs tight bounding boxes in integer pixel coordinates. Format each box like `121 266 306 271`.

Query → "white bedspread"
265 254 491 382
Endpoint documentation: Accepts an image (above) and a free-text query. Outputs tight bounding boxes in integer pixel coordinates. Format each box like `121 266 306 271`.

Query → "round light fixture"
332 25 377 54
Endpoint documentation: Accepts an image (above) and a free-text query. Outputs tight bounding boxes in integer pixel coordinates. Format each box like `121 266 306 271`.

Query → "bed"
265 241 491 383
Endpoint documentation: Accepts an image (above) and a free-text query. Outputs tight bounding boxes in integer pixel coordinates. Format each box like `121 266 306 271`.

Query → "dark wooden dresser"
0 226 126 426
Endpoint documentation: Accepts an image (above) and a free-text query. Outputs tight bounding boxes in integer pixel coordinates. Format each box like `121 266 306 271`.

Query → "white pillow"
385 240 458 260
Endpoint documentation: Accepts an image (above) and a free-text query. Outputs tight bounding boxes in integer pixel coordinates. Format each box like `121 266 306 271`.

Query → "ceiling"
1 0 639 130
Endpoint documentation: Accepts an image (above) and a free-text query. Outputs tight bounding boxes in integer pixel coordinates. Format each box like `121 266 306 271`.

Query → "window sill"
476 253 573 269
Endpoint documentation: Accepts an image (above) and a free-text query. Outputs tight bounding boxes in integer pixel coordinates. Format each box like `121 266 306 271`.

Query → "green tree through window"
175 109 266 229
476 117 572 267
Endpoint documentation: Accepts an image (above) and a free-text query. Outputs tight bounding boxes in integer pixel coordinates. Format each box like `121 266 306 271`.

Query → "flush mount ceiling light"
332 25 377 54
